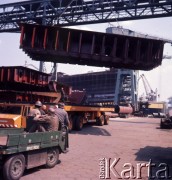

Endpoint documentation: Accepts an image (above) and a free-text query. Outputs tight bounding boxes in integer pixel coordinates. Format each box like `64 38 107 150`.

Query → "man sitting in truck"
29 107 59 132
28 101 42 117
40 104 47 115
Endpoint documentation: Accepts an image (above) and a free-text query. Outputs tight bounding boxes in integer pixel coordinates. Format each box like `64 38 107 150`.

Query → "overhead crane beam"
0 0 172 32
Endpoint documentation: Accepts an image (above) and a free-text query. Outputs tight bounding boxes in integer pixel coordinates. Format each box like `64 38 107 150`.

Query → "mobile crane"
139 74 157 102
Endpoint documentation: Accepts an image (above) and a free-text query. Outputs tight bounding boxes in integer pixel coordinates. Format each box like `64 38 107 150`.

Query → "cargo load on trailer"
0 66 134 132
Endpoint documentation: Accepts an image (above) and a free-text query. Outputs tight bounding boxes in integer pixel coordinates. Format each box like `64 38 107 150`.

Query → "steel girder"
0 0 172 32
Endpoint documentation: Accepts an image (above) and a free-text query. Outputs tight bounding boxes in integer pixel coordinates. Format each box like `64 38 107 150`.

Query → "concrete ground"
19 117 172 180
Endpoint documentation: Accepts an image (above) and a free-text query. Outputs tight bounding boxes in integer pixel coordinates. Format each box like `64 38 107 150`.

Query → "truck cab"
0 103 33 129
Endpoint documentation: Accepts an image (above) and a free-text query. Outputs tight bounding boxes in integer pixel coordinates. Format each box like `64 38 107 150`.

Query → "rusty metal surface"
0 66 72 103
0 90 60 103
20 23 165 71
0 66 50 87
114 104 133 114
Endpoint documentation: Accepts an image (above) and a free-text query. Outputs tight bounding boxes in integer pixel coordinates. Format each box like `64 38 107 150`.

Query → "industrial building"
57 69 117 106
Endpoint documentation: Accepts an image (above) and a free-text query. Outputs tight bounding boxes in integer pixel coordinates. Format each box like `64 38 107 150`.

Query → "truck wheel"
104 115 109 125
45 148 59 168
75 116 83 131
3 154 25 180
97 115 105 126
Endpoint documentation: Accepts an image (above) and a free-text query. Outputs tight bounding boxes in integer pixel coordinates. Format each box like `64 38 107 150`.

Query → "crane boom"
139 74 157 102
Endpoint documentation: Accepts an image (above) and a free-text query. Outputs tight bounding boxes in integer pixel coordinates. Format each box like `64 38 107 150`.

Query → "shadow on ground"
135 146 172 179
70 124 111 136
110 119 159 125
23 160 61 179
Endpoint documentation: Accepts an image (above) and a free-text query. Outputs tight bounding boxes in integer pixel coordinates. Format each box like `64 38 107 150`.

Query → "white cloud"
0 39 2 46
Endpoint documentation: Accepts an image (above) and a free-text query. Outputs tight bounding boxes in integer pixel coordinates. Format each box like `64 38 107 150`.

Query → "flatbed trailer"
64 105 115 131
0 127 68 180
0 102 134 133
64 105 134 131
0 102 133 131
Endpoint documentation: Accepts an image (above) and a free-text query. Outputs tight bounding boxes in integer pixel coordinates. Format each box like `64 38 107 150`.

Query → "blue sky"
0 1 172 102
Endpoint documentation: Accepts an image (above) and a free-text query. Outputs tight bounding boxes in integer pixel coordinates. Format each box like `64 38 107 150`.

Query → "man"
55 102 70 129
29 107 59 132
28 101 42 117
40 104 47 115
55 102 69 152
28 101 42 132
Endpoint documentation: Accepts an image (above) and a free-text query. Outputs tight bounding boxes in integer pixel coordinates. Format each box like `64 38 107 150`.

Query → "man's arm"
33 115 50 123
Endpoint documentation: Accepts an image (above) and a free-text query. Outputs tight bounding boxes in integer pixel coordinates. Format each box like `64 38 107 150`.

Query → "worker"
55 102 70 129
55 102 69 152
28 101 42 117
40 104 47 115
29 107 59 132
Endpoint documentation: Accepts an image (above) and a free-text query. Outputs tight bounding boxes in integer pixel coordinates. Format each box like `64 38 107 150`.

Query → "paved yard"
19 117 172 180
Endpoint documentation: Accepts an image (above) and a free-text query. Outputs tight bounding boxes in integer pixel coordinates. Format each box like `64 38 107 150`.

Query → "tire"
75 116 83 131
97 115 105 126
68 115 74 132
104 115 109 125
45 148 59 168
3 154 25 180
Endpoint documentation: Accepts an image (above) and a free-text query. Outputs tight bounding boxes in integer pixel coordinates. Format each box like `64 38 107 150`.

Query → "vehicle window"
0 106 21 114
23 107 31 116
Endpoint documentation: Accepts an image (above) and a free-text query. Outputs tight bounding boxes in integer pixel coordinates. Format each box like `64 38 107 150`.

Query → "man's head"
35 101 42 108
58 102 65 109
42 105 47 111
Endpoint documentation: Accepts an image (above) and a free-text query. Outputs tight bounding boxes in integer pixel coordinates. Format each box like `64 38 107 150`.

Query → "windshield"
0 105 21 115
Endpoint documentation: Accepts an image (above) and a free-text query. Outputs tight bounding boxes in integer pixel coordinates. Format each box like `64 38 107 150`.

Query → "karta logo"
99 158 170 179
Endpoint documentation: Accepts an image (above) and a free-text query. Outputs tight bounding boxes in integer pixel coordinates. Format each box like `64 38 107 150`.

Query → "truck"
0 103 68 180
0 113 69 180
0 128 68 180
136 101 167 117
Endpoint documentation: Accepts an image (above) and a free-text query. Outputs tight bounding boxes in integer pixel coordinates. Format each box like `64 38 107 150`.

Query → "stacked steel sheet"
20 23 165 71
0 66 63 103
0 66 50 91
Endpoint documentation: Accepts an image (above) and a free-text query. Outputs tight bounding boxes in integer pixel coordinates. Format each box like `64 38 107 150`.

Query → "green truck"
0 127 69 180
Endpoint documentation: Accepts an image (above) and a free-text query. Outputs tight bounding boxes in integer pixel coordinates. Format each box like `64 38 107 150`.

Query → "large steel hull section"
0 66 70 96
0 66 50 90
20 24 164 71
